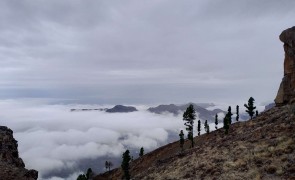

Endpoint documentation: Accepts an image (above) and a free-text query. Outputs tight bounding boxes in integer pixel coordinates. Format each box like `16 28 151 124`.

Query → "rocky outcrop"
275 26 295 105
0 126 38 180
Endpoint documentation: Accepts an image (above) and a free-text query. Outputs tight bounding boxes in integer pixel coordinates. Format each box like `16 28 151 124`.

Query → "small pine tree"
204 120 209 134
105 161 113 172
183 104 196 148
236 105 239 122
227 106 233 124
179 130 184 152
223 116 230 134
105 161 109 172
244 97 256 119
109 161 113 172
197 120 201 136
77 174 87 180
139 147 144 157
86 168 93 179
121 150 131 180
256 110 259 117
215 114 218 129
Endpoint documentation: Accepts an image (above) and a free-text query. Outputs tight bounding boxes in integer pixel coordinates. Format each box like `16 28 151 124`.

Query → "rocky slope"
0 126 38 180
95 105 295 180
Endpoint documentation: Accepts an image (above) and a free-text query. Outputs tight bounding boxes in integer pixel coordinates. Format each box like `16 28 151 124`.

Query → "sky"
0 0 295 105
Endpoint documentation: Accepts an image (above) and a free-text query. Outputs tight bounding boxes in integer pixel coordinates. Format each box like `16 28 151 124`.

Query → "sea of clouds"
0 99 265 179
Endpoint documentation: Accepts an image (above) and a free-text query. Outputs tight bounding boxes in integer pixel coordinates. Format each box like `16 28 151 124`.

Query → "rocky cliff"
0 126 38 180
275 26 295 105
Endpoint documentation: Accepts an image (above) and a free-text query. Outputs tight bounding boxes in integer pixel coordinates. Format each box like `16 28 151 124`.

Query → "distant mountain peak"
147 103 224 122
106 105 138 113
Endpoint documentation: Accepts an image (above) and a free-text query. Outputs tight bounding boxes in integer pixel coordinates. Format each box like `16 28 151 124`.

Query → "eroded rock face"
275 26 295 105
0 126 38 180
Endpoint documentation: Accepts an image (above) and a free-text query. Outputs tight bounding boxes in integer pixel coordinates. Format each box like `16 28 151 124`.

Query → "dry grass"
95 105 295 180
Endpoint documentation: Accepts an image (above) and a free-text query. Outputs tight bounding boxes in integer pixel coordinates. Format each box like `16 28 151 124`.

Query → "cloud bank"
0 99 184 179
0 99 266 179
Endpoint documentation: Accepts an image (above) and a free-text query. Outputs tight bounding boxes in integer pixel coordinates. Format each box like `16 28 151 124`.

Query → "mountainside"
95 105 295 179
147 103 225 122
0 126 38 180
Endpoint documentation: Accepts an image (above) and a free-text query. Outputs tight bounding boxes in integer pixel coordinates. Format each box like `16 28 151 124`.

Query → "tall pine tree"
204 120 209 134
227 106 233 124
183 104 196 148
121 150 131 180
244 97 256 119
236 105 239 122
223 115 230 134
215 114 218 129
179 130 184 152
197 120 201 136
139 147 144 158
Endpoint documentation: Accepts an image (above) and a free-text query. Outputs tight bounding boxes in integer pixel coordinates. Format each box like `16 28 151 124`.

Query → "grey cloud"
0 0 294 103
0 99 184 178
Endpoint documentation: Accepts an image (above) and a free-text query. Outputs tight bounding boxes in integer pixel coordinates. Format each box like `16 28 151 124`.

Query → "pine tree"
77 174 87 180
256 110 259 117
105 161 113 172
204 120 209 134
227 106 233 124
179 130 184 152
105 161 109 172
121 150 131 180
215 114 218 129
110 162 113 172
236 105 239 122
183 104 196 148
86 168 93 179
223 116 229 134
197 120 201 136
244 97 256 119
139 147 144 157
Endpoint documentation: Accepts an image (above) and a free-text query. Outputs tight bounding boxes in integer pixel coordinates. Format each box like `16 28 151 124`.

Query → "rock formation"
0 126 38 180
275 26 295 105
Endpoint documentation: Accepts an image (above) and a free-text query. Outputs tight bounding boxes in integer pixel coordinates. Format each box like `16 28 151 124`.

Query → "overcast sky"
1 0 295 105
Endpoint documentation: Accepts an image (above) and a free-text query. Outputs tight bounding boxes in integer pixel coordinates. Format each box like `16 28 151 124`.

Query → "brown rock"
0 126 38 180
275 26 295 105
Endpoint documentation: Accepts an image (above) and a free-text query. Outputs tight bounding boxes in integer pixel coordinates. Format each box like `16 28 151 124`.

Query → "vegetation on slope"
95 105 295 179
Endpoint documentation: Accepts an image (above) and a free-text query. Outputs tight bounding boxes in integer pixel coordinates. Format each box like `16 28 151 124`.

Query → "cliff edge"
0 126 38 180
275 26 295 105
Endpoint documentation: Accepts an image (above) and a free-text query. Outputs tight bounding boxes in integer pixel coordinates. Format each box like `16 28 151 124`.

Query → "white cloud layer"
0 99 184 179
0 99 266 179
